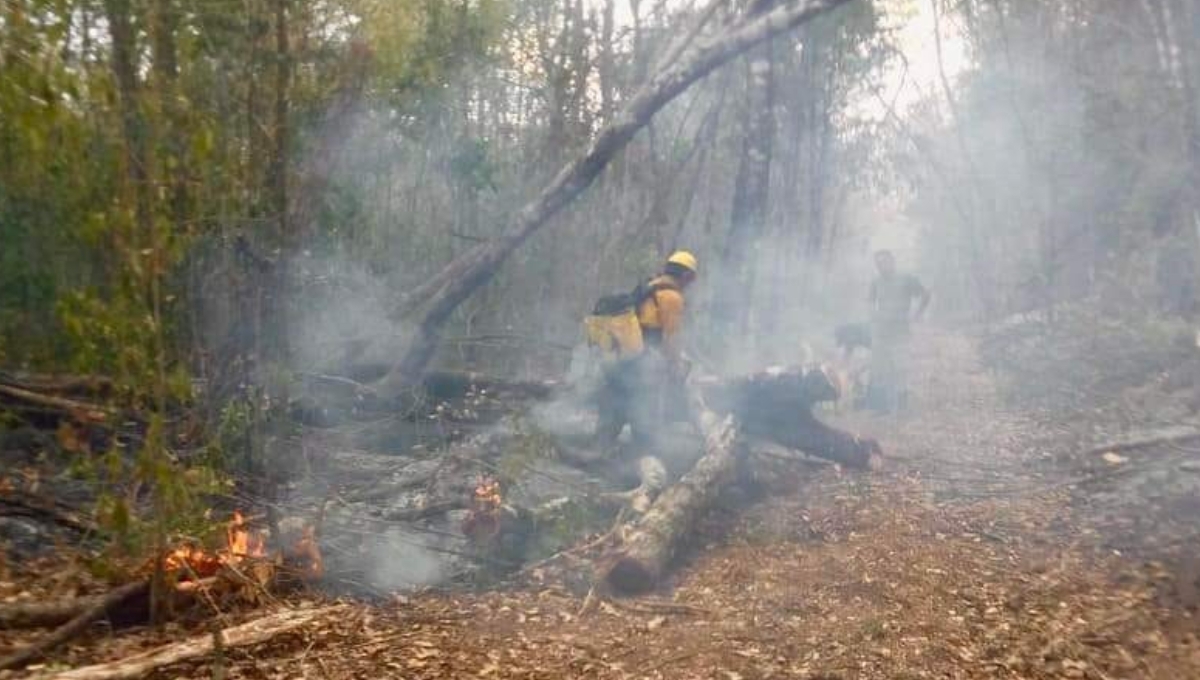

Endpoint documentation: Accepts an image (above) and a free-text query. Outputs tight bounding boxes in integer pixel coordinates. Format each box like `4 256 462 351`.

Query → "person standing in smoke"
866 249 930 414
585 251 698 455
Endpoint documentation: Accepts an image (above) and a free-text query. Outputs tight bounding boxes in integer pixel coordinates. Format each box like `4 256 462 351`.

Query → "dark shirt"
869 273 927 336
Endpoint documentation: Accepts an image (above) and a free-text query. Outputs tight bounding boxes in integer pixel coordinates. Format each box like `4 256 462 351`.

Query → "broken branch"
37 605 347 680
0 581 149 671
0 384 112 424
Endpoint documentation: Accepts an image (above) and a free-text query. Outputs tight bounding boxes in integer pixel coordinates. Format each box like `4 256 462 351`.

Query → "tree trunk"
381 0 857 396
714 42 775 345
599 373 739 594
930 0 994 317
598 364 878 594
151 0 187 226
103 0 153 239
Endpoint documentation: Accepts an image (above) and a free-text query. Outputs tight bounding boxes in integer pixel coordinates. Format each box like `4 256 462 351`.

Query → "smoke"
289 251 411 372
261 0 1200 595
366 529 458 591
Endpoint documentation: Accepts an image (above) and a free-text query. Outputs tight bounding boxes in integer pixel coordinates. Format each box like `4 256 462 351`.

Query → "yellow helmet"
666 250 698 274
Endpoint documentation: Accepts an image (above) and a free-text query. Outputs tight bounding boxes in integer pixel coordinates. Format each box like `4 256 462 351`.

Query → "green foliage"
355 0 505 99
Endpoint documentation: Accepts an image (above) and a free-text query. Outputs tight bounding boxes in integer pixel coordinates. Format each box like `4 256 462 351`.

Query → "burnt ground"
6 326 1200 679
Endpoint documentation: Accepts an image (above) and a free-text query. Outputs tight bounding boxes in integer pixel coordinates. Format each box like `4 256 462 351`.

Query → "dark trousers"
595 356 661 455
866 328 910 413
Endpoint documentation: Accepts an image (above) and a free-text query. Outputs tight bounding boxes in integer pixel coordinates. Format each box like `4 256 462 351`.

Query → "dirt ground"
6 328 1200 679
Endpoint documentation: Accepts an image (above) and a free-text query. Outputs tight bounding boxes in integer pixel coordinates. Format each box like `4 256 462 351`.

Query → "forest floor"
6 326 1200 679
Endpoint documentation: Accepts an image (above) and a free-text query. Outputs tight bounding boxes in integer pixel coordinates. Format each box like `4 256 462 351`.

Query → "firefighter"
588 251 698 454
866 249 930 413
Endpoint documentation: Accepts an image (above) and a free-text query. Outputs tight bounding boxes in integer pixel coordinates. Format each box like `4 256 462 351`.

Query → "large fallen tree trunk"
597 365 880 594
38 605 347 680
379 0 856 393
599 373 739 594
1083 425 1200 456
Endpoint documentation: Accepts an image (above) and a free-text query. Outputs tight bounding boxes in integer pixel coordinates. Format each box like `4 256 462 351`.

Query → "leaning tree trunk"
379 0 857 396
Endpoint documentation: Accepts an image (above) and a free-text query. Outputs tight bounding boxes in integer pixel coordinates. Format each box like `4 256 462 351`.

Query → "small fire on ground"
163 511 323 581
463 477 503 542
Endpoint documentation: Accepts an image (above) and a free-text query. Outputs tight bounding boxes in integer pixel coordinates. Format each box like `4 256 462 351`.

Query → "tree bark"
599 373 739 594
151 0 187 227
597 365 878 594
714 42 775 342
103 0 153 239
381 0 857 395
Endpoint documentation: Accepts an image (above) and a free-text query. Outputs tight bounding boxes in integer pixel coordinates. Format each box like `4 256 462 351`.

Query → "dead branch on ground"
36 605 347 680
0 581 149 671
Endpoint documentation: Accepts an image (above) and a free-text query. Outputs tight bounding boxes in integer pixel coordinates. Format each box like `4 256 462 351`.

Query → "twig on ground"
605 598 713 616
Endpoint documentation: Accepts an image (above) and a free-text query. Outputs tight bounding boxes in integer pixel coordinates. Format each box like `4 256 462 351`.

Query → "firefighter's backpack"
583 278 676 361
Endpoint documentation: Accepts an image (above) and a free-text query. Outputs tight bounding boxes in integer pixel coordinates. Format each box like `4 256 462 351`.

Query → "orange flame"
289 525 325 581
463 477 503 542
473 477 502 508
162 511 269 580
226 510 267 559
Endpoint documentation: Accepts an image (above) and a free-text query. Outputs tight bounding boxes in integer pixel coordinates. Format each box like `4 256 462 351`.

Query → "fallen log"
0 581 149 671
422 370 561 401
0 599 97 631
0 577 222 632
381 499 467 522
37 604 347 680
599 373 739 594
293 367 560 427
329 363 561 400
0 493 97 535
0 384 112 424
1083 425 1200 456
0 373 114 399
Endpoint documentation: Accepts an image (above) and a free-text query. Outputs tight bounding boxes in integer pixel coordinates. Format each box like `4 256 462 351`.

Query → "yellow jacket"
637 275 685 369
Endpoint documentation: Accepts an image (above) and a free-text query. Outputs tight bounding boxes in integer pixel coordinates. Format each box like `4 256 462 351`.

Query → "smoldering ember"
3 0 1200 677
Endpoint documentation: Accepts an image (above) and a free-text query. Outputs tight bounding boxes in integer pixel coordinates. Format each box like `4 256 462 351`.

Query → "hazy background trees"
2 0 1196 384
